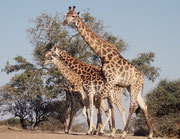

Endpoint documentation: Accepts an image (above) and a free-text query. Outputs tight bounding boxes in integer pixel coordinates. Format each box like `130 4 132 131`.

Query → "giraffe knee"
121 108 125 116
129 104 136 113
82 108 87 118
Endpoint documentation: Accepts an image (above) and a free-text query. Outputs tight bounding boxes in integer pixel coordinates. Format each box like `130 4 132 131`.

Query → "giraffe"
42 50 112 134
63 6 153 139
46 45 126 137
42 52 90 132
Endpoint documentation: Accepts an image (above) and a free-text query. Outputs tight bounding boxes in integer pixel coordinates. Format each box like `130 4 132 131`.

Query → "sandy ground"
0 126 171 139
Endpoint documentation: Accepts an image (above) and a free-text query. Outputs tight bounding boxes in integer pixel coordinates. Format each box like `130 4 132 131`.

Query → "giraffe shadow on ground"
53 132 108 138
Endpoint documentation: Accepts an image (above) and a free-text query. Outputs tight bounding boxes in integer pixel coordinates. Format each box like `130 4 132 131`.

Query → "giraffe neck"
55 48 100 76
75 17 120 62
52 56 79 84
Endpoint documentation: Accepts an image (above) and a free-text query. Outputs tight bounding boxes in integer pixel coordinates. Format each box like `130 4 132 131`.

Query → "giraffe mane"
56 46 100 72
77 17 120 53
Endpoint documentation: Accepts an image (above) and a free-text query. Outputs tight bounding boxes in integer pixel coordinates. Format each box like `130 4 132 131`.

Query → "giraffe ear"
77 12 80 15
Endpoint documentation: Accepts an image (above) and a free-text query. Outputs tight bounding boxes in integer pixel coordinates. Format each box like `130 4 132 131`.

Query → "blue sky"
0 0 180 129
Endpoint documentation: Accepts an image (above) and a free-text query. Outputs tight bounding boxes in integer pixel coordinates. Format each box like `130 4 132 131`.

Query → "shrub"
0 118 21 127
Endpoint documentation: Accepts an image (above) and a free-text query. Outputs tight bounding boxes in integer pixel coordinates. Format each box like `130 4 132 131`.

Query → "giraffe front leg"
82 106 96 131
98 97 112 135
93 103 102 135
82 106 90 126
98 82 114 135
86 95 94 135
120 88 138 139
67 95 76 133
100 99 112 131
108 97 116 138
64 107 71 134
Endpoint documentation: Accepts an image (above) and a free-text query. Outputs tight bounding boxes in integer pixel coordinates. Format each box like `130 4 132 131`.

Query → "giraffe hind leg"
137 92 153 139
120 87 138 139
116 103 126 128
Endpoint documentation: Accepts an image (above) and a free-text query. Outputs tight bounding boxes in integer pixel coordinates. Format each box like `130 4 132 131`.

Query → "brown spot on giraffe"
97 49 102 56
125 65 129 70
118 60 122 65
93 45 98 52
82 24 85 29
90 40 94 45
115 64 120 68
122 72 125 78
107 48 112 52
96 39 102 45
73 60 78 65
120 66 123 72
123 60 126 65
91 34 95 40
107 53 113 60
102 48 107 55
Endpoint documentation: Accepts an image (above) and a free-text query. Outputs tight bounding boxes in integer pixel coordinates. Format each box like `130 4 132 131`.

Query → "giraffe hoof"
109 135 115 138
86 132 90 135
98 132 105 136
86 131 93 135
119 136 126 139
147 137 152 139
93 131 98 135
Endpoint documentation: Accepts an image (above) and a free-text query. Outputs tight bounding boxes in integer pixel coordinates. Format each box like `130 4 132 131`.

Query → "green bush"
39 117 64 132
0 118 21 127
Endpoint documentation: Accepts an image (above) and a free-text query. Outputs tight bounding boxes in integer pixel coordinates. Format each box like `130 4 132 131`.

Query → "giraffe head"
42 55 56 66
45 45 58 57
42 45 57 66
63 6 80 26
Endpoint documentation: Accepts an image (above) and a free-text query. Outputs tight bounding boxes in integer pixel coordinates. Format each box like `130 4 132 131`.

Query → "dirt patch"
0 126 170 139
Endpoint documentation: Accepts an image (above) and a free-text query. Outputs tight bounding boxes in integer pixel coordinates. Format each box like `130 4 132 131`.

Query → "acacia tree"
0 56 58 129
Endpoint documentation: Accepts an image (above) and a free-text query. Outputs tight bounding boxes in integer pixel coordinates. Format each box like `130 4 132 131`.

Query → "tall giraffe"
42 50 112 134
46 45 126 137
63 6 153 139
